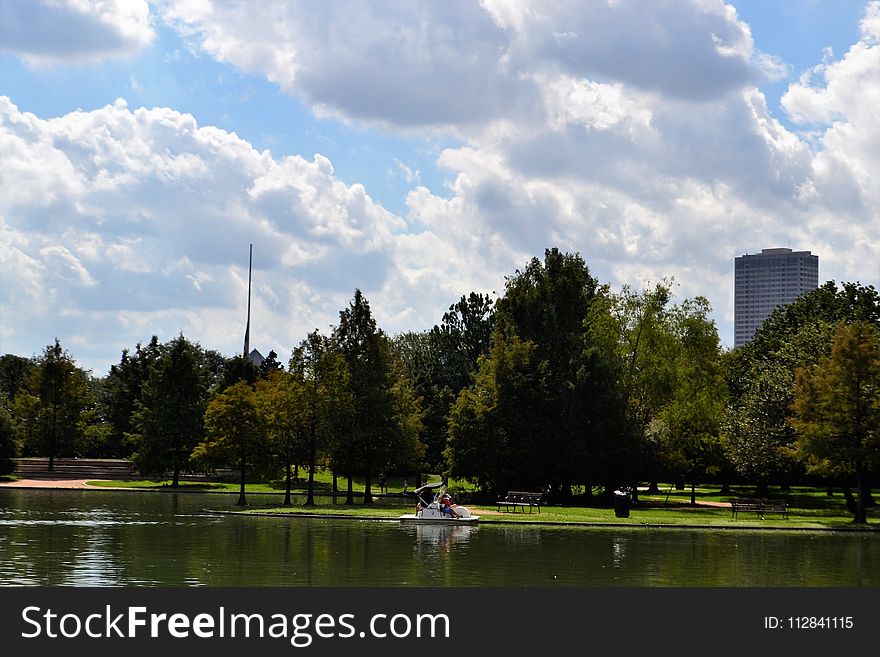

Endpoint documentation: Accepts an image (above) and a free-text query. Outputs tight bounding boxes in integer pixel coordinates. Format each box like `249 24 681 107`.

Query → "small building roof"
247 349 265 366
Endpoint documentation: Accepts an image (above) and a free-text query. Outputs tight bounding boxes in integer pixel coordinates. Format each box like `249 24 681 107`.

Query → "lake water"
1 489 877 586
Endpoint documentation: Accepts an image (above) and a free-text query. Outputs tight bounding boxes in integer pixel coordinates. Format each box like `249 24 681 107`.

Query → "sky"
1 0 878 376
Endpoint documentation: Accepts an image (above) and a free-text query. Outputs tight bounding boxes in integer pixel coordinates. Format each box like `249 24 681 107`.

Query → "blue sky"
1 0 878 374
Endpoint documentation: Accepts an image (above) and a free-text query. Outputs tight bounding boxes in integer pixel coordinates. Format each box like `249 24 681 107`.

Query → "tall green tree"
291 331 353 506
256 369 307 505
13 339 92 471
726 281 879 493
791 321 880 524
392 330 449 473
588 282 676 495
78 376 115 458
494 248 610 497
393 292 495 475
420 292 495 472
103 336 161 457
333 290 423 504
590 284 730 499
0 354 34 407
131 335 208 487
725 364 798 496
650 299 727 503
0 406 16 476
496 249 599 388
220 354 259 389
194 381 268 506
446 333 549 494
430 292 496 392
258 350 284 379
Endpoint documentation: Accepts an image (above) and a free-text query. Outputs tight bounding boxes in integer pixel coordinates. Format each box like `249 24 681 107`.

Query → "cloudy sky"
1 0 878 375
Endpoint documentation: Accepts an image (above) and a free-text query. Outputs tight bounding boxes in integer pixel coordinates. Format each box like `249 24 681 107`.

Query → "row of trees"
2 249 878 521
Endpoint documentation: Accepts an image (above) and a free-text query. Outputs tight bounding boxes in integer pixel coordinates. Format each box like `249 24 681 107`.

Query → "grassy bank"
80 478 880 530
232 499 877 530
86 471 442 494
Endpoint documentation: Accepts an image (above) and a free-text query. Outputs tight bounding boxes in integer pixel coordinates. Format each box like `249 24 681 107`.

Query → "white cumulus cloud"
0 0 154 64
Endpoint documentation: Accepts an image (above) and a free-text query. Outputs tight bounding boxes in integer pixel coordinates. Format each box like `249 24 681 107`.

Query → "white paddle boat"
399 481 480 524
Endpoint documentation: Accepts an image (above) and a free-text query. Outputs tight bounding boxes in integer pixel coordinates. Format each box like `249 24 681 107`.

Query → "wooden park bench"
497 491 543 513
730 498 788 520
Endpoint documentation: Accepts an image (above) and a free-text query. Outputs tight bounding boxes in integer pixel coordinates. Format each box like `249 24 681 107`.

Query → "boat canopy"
413 481 445 506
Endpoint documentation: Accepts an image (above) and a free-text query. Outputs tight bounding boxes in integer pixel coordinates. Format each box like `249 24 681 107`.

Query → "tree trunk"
50 383 57 472
294 464 299 481
755 481 769 498
854 470 867 524
304 428 317 507
720 482 730 495
345 470 354 505
332 470 338 494
172 463 180 488
690 481 696 506
237 463 247 506
841 486 857 514
363 471 373 505
647 481 660 494
283 458 292 506
630 483 639 503
416 472 422 488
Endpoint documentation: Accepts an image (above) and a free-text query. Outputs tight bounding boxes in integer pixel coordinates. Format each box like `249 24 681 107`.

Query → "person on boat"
440 493 455 517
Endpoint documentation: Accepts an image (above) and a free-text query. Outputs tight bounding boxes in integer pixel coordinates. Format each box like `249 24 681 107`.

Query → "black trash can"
613 490 630 518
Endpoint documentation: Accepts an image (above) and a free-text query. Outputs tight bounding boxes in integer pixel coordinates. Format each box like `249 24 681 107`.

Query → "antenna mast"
243 244 252 358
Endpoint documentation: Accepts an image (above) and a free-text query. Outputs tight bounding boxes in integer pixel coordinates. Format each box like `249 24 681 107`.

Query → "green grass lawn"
82 476 877 529
230 497 877 530
86 470 445 494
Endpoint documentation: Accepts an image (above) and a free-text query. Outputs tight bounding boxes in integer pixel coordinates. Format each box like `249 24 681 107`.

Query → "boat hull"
399 514 480 524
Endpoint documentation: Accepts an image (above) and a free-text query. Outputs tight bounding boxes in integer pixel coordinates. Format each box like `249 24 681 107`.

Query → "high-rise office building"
734 248 818 348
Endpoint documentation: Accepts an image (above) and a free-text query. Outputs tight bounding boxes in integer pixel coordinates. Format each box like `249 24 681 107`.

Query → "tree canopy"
130 335 208 486
13 339 92 470
791 321 880 523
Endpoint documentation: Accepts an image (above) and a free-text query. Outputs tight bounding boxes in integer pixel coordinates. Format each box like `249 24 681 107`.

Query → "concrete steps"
14 458 134 479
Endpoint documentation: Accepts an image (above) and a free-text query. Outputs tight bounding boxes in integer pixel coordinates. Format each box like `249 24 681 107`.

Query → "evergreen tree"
103 336 161 457
333 290 423 504
393 292 495 473
0 354 34 406
131 335 208 486
495 249 622 497
446 333 549 494
291 331 353 506
791 321 880 524
258 350 284 379
13 339 91 470
0 407 16 476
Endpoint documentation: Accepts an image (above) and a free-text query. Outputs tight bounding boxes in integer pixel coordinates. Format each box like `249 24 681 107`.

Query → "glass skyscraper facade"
734 248 819 348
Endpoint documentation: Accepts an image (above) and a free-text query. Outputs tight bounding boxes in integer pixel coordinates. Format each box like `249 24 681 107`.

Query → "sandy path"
0 478 108 489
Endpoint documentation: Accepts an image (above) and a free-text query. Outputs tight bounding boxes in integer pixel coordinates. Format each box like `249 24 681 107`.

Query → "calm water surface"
1 489 877 586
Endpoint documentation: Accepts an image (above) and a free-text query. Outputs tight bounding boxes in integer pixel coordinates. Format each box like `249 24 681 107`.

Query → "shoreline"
204 508 879 533
3 480 876 533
